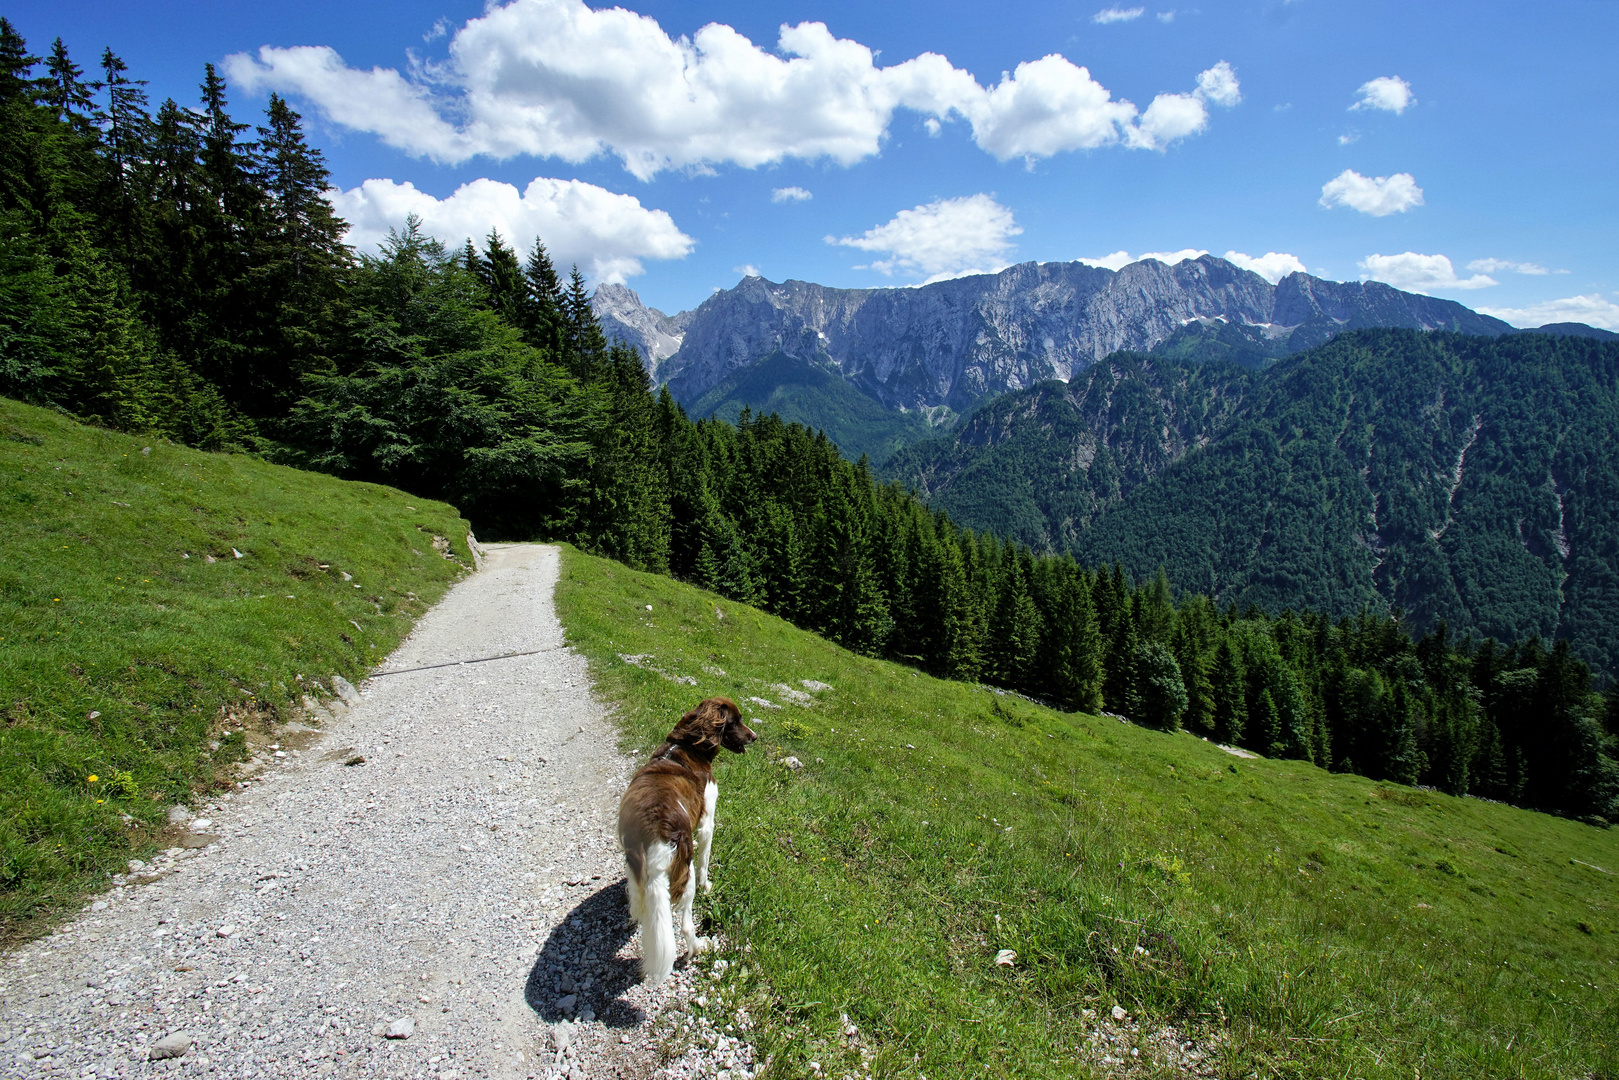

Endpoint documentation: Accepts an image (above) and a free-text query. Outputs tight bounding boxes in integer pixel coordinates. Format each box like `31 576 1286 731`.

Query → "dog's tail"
634 840 678 986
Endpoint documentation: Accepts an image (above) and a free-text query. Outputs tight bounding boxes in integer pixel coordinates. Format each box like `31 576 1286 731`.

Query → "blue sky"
14 0 1618 326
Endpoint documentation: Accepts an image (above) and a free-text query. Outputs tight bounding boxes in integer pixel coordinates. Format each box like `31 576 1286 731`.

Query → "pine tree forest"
2 21 1615 823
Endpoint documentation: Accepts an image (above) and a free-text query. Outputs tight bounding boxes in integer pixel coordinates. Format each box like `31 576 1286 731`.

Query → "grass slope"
557 546 1619 1079
0 396 473 937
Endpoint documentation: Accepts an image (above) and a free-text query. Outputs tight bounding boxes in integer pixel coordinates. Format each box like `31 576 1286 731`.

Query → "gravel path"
0 544 747 1080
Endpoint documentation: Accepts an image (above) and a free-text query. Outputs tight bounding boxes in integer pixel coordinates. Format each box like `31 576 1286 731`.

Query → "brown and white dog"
618 697 756 985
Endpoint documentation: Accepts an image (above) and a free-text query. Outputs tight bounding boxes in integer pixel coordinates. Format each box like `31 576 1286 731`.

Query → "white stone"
331 675 362 706
148 1032 191 1060
386 1017 415 1039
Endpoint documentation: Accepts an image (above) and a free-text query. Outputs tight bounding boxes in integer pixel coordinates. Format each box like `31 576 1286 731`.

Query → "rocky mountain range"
595 255 1525 414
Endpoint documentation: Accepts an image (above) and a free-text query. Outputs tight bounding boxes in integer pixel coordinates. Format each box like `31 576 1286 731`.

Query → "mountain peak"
598 258 1523 408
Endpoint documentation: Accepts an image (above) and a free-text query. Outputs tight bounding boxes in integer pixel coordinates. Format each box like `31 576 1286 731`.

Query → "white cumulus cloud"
1093 6 1146 23
1224 250 1306 283
1476 294 1619 331
829 194 1022 281
1077 248 1208 270
1467 257 1551 276
327 176 694 283
1350 76 1414 114
1319 169 1424 216
1122 61 1240 151
226 0 1240 179
1196 62 1242 108
1357 252 1496 294
771 186 813 202
1078 250 1136 271
733 264 762 278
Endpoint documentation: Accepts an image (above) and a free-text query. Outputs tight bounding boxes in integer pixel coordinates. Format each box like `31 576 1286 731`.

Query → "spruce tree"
38 38 94 128
1209 637 1247 743
563 265 608 381
523 236 566 355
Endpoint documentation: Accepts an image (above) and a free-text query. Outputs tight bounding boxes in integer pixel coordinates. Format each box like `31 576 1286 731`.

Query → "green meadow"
557 545 1619 1079
0 397 472 938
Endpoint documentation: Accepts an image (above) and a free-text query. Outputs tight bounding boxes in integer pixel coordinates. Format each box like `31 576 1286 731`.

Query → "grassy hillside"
557 545 1619 1079
684 351 938 465
0 397 474 937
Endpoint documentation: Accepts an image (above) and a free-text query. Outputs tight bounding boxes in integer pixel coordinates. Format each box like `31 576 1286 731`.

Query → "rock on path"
0 544 734 1080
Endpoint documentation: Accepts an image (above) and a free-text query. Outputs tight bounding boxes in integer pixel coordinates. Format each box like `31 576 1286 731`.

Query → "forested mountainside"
2 17 1615 821
887 330 1619 679
682 351 933 465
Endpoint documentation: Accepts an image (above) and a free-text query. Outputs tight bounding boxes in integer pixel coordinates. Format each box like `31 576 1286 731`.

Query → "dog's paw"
689 936 711 955
700 879 712 895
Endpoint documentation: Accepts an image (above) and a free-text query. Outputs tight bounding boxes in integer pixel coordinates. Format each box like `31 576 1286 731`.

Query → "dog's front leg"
696 781 718 893
677 878 709 957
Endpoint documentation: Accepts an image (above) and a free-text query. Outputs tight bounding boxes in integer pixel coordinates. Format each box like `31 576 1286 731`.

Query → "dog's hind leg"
695 780 718 894
636 842 678 986
676 871 709 958
624 867 646 929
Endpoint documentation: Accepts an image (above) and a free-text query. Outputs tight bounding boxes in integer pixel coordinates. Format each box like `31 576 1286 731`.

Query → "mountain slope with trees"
887 330 1619 680
1 17 1615 827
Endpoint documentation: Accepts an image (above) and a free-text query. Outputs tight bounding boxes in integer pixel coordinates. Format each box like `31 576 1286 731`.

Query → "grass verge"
555 544 1619 1079
0 396 473 939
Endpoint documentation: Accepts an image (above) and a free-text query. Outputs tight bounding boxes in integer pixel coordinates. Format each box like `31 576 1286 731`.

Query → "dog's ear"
668 698 731 754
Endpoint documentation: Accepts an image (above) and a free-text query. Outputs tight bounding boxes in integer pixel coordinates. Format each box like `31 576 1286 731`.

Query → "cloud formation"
1350 76 1414 114
1093 6 1146 23
1477 294 1619 331
1357 252 1496 293
326 176 694 283
1466 257 1551 276
771 186 813 203
830 194 1022 281
1074 248 1302 282
226 0 1240 179
1224 250 1306 283
1077 248 1207 270
1319 169 1424 216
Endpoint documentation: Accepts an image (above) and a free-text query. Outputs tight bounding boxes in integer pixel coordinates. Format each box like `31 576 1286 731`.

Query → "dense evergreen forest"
887 333 1619 681
1 20 1615 822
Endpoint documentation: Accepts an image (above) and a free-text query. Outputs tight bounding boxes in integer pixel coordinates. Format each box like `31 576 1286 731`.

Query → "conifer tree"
1209 637 1247 743
1253 687 1281 758
988 546 1043 691
38 38 94 127
563 265 608 381
1134 641 1188 730
523 237 566 355
94 48 150 218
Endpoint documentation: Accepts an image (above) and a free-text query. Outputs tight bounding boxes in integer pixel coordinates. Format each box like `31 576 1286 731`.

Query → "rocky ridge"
595 256 1514 413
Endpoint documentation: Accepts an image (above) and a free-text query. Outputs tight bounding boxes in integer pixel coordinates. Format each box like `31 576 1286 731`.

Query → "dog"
617 697 756 985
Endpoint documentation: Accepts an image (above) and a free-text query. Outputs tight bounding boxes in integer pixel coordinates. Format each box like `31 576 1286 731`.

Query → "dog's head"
668 697 756 757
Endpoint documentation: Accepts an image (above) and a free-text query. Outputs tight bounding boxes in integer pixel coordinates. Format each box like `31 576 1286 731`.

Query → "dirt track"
0 544 723 1080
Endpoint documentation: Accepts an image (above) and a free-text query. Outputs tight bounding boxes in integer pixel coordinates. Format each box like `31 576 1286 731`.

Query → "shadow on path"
525 880 647 1028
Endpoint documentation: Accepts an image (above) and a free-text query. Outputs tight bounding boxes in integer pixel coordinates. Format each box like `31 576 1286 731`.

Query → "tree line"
1 20 1614 822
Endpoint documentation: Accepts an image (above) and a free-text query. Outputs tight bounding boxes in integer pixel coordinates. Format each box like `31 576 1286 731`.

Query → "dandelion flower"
86 774 99 783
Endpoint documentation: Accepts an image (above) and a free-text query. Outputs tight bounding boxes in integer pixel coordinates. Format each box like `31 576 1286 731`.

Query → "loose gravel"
0 544 755 1080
